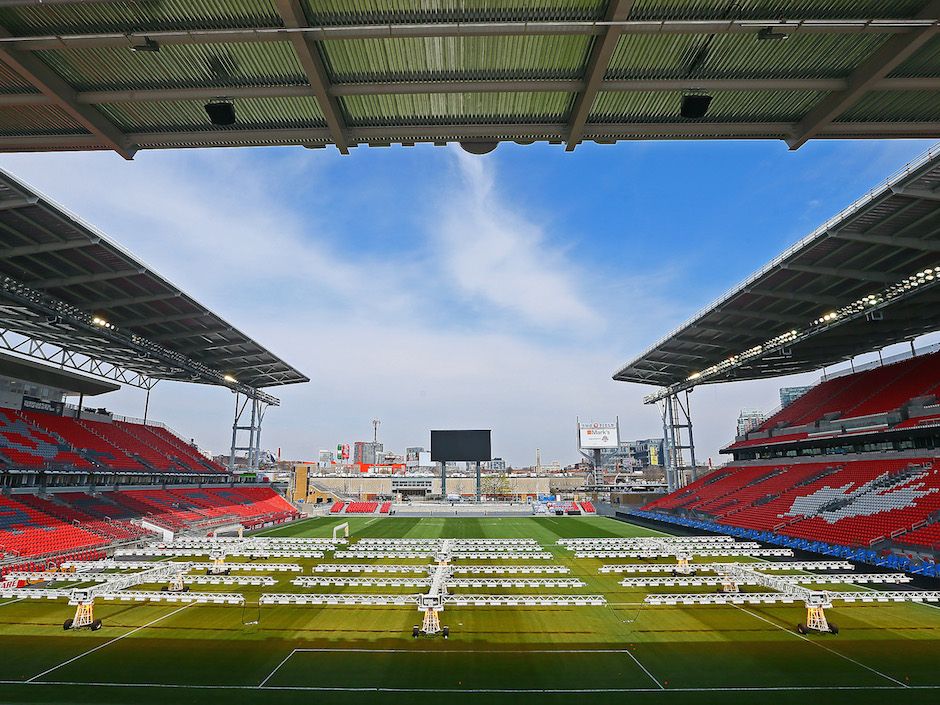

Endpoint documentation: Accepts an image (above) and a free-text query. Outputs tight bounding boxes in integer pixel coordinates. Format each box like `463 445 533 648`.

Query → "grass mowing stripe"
732 605 909 688
27 604 193 684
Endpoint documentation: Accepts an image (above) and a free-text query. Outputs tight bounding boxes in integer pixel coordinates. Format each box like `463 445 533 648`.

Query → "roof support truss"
744 287 842 307
0 275 279 404
788 1 940 149
28 268 145 290
566 0 635 150
0 27 136 159
0 327 156 389
0 77 936 108
274 0 349 153
0 19 934 53
0 239 99 259
782 264 897 283
831 230 940 252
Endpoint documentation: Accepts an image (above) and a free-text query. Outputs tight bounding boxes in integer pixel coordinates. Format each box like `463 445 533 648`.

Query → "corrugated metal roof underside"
99 96 325 132
36 43 307 92
0 1 283 34
0 105 86 136
343 91 573 125
590 89 827 122
301 0 607 24
0 1 934 150
606 33 891 80
629 0 928 21
322 36 592 83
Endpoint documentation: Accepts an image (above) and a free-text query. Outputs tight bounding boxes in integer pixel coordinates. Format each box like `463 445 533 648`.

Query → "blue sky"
0 137 935 466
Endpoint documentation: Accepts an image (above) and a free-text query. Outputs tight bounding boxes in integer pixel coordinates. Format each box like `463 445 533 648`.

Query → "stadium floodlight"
680 94 713 119
223 374 237 383
205 101 236 126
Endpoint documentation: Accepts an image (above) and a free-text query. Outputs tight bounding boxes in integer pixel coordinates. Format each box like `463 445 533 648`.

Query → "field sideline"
0 515 938 705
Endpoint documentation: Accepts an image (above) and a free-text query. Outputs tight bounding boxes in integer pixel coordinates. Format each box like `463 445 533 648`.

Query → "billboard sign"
431 430 492 462
337 443 350 460
578 422 618 449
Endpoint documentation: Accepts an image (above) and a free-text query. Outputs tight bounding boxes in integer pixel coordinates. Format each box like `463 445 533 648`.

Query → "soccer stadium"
0 1 939 705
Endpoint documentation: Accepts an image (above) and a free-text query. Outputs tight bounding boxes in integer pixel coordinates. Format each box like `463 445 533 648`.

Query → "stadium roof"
614 144 940 402
0 1 937 156
0 350 119 396
0 168 308 401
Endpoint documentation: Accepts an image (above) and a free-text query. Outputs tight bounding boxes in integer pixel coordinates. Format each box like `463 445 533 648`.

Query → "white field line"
258 648 296 688
2 679 938 693
0 597 24 607
293 648 637 653
283 646 666 690
27 603 193 683
733 605 909 688
623 647 664 689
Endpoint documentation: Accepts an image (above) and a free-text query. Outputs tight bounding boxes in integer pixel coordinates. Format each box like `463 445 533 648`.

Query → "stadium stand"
0 409 93 469
723 351 940 459
645 457 940 548
345 502 379 514
0 407 229 475
0 494 109 558
0 487 299 565
330 501 346 514
754 352 940 435
579 501 596 514
380 501 391 514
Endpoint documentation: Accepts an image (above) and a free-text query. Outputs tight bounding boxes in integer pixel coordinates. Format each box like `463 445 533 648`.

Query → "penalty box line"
27 603 193 684
266 647 665 691
732 605 909 688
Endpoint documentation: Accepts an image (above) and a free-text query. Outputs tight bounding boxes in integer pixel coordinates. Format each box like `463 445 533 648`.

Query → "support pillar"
229 393 268 474
475 461 481 502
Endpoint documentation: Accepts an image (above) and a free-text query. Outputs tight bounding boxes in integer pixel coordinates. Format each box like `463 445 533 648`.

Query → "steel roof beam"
0 19 933 53
0 27 136 159
787 2 940 149
716 307 805 324
831 230 940 252
85 292 182 309
29 268 144 289
274 0 349 154
1 77 939 107
566 0 635 150
782 264 898 283
0 122 935 153
0 238 98 258
0 195 38 211
118 311 211 328
892 186 940 202
150 326 233 342
694 323 763 337
743 287 842 306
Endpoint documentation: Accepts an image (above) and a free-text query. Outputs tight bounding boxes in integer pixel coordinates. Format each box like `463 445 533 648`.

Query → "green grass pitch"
1 515 939 705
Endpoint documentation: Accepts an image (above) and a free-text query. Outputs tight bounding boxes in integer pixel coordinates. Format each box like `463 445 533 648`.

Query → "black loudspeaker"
442 626 449 639
680 94 712 119
205 101 236 126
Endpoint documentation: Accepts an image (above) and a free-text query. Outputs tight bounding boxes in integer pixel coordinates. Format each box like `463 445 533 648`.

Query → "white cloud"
0 145 790 467
428 149 602 330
